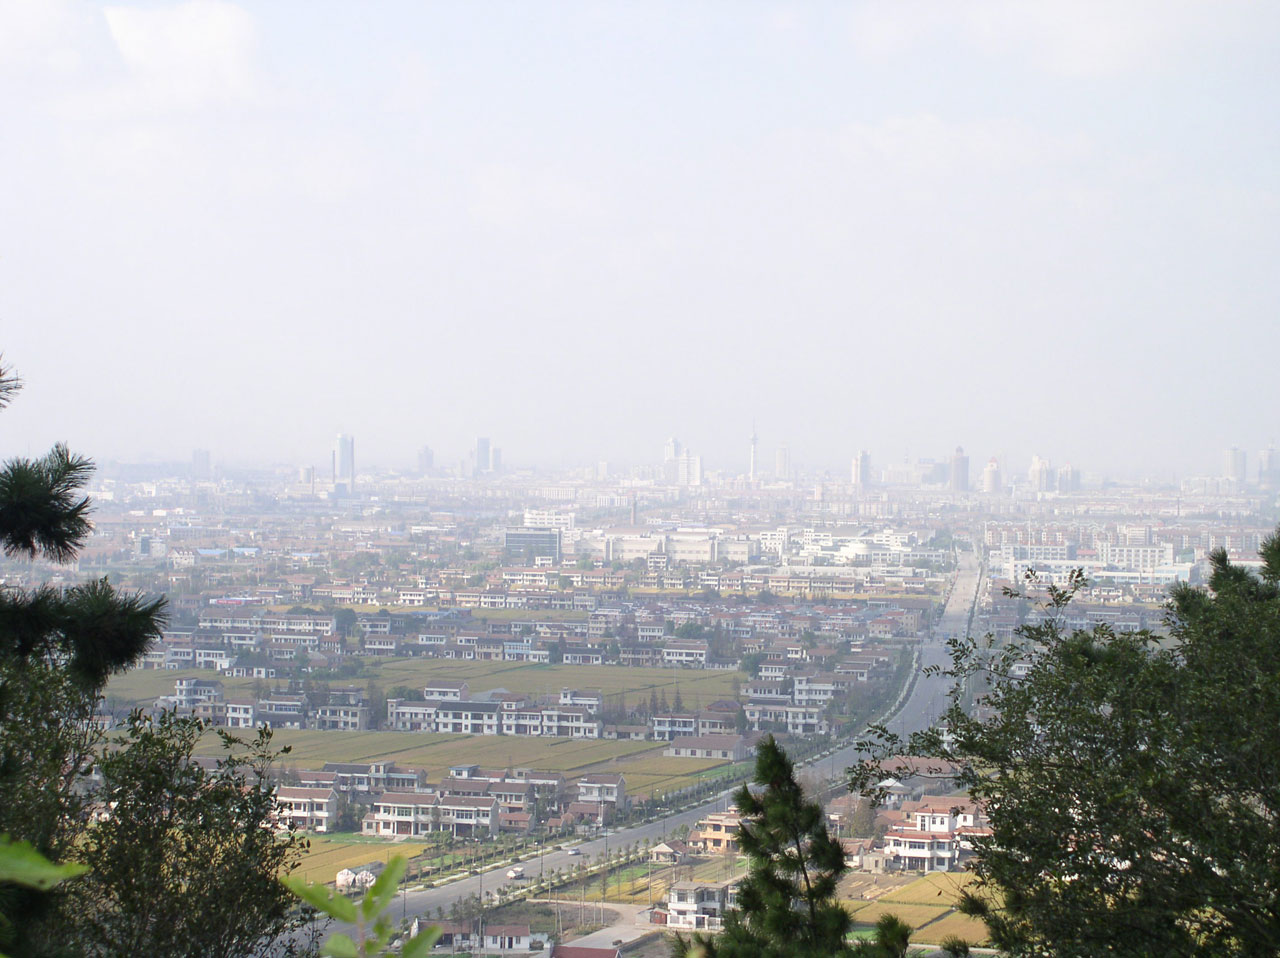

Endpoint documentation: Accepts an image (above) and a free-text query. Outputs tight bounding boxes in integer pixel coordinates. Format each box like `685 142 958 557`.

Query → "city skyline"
3 2 1279 478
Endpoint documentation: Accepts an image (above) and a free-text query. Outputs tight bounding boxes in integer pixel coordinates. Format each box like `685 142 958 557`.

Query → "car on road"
566 847 580 856
506 867 526 880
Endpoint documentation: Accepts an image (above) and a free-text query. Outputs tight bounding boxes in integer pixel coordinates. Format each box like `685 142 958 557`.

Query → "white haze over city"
2 0 1278 480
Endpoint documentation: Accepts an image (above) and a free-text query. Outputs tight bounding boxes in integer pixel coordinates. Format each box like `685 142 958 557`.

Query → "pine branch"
0 444 95 562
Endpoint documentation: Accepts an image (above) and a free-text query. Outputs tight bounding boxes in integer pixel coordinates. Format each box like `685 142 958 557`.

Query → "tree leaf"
402 925 442 958
321 932 359 958
0 837 88 890
361 855 407 921
282 875 358 924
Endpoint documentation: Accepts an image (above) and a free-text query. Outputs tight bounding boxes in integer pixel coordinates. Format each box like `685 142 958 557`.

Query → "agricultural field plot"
561 856 749 907
886 871 977 904
910 912 989 944
847 901 950 930
293 837 430 884
366 659 739 708
596 755 727 798
843 872 988 946
267 728 663 778
108 659 740 713
105 668 259 709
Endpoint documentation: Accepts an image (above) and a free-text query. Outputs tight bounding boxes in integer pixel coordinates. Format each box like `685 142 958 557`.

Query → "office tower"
504 527 561 564
1260 446 1279 489
417 446 434 473
1224 447 1247 483
851 450 872 487
475 437 491 476
334 434 355 486
775 445 790 480
663 438 682 482
191 448 211 479
1057 463 1080 493
950 446 969 493
982 458 1002 494
677 451 702 486
749 423 758 482
490 447 502 473
1028 455 1053 493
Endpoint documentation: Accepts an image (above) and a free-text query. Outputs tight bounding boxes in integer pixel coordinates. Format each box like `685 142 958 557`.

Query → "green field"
107 660 738 712
598 755 729 797
105 668 257 708
105 659 742 796
268 728 661 780
366 659 738 708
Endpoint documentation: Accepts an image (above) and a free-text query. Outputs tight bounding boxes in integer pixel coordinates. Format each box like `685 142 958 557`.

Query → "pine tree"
672 735 854 958
0 358 165 950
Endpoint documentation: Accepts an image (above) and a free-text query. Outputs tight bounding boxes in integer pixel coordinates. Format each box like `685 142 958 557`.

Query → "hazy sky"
3 1 1278 479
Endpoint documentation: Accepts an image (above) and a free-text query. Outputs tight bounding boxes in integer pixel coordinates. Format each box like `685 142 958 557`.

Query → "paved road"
319 557 985 935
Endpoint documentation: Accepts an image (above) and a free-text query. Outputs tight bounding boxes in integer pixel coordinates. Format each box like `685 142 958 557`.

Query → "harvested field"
293 837 430 884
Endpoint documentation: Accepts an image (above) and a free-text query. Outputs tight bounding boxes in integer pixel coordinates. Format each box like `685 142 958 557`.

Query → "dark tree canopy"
672 735 854 958
75 712 311 958
850 533 1280 958
0 358 168 951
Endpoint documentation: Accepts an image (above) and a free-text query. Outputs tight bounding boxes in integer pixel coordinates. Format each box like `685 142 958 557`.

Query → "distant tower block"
982 458 1002 494
775 445 790 480
334 434 355 486
851 450 872 487
749 422 758 482
1224 447 1247 483
950 446 969 493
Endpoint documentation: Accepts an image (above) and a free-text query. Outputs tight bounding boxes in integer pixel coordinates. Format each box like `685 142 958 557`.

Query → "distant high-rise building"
475 437 491 476
749 423 758 482
333 434 355 486
191 448 211 479
504 527 561 564
1225 447 1247 483
982 458 1002 494
298 466 315 484
677 451 702 486
417 446 434 473
1028 455 1053 493
950 446 969 493
1259 446 1279 489
851 450 872 488
663 438 683 482
775 445 791 480
490 447 502 473
1057 463 1080 493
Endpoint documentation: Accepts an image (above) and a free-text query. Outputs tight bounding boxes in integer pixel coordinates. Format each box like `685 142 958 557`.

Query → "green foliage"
0 836 87 891
284 855 440 958
0 360 168 951
0 442 93 563
850 533 1280 957
672 736 853 958
0 837 87 958
73 711 311 958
